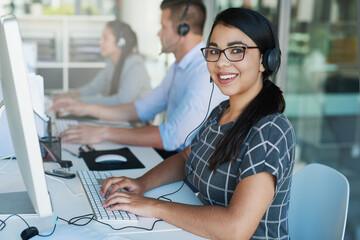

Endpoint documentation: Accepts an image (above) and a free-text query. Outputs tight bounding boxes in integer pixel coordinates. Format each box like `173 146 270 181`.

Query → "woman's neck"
219 80 263 125
109 48 122 64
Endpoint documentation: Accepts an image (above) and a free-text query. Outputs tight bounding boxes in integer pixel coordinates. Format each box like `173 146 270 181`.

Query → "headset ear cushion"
117 37 126 47
262 48 280 72
177 23 190 36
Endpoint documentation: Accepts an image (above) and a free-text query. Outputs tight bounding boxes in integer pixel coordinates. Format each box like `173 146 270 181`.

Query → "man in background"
51 0 226 158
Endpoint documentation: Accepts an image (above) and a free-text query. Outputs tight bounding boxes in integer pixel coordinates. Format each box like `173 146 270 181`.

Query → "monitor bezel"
0 15 52 218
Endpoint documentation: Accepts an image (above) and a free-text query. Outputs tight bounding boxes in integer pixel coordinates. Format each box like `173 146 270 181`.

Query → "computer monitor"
0 15 52 218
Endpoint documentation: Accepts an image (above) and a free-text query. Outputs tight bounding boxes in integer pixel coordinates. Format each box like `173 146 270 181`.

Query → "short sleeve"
238 115 294 190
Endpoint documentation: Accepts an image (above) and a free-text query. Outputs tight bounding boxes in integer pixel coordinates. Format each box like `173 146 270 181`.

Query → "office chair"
288 163 350 240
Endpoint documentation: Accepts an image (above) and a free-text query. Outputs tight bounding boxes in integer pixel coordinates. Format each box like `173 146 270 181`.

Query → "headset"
261 17 281 74
116 22 127 48
117 37 126 47
177 0 191 36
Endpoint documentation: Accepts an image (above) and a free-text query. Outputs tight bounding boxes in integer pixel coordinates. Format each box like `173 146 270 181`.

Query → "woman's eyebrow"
208 40 247 48
228 41 247 47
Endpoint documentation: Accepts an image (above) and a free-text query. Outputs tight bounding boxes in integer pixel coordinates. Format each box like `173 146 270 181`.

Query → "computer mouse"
95 154 127 164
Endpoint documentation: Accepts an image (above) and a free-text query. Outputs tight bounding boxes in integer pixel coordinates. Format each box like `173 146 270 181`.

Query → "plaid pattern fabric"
186 100 296 239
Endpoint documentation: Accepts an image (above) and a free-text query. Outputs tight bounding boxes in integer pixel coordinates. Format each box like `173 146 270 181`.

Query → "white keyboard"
55 119 78 134
77 170 138 223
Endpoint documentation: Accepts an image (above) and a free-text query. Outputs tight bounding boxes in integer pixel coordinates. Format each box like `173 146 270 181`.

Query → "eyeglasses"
201 46 258 62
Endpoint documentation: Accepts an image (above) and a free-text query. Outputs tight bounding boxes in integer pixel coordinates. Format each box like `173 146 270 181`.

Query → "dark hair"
160 0 206 35
207 8 285 171
107 20 138 94
206 7 280 78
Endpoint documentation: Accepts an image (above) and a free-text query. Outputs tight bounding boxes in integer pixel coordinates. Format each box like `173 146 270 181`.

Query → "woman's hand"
100 177 147 198
102 192 161 218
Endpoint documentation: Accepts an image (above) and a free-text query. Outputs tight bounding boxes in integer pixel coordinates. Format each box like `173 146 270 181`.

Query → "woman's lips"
217 73 238 84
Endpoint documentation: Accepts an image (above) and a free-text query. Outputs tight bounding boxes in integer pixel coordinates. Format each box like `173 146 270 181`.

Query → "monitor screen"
0 15 52 218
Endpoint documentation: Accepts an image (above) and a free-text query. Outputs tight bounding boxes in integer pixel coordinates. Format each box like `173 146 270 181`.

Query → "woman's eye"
231 48 244 54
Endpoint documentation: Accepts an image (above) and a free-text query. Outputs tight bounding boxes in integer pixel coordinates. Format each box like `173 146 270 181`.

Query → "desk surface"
0 143 207 240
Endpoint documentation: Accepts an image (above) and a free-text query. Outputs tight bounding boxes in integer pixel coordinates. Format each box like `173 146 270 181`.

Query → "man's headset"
261 17 281 74
159 0 191 55
177 0 191 36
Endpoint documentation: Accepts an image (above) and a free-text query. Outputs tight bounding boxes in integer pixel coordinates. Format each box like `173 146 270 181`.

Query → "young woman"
100 8 296 240
55 20 152 105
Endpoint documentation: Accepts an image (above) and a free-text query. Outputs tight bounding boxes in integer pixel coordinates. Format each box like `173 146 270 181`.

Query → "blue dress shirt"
134 42 227 151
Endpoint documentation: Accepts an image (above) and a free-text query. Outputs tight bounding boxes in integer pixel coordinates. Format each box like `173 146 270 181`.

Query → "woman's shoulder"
124 53 145 65
248 113 294 142
208 100 229 118
255 113 292 128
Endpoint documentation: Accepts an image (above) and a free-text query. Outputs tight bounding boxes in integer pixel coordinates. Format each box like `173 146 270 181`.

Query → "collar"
176 41 205 70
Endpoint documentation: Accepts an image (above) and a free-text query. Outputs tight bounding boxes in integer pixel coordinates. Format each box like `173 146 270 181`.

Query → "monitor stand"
0 191 36 215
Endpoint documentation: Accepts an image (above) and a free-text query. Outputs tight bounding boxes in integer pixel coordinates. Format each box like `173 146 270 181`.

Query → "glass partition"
216 0 360 239
285 0 359 239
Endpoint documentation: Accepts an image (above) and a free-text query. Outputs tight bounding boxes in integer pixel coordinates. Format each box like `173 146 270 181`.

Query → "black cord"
0 213 164 237
58 214 163 231
156 81 215 202
0 214 29 232
183 81 215 160
0 214 30 230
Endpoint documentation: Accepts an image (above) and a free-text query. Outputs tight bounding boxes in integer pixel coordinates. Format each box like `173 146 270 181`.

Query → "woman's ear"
259 54 266 73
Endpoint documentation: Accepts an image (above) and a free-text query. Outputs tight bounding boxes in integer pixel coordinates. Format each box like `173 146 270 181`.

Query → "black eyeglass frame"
201 46 259 62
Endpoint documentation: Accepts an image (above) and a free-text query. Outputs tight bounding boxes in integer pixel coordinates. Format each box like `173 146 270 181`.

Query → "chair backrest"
288 163 350 240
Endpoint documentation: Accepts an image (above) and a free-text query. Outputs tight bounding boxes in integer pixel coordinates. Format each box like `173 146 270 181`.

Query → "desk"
0 143 207 240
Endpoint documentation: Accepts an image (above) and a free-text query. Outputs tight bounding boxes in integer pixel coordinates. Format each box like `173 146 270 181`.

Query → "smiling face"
207 24 265 100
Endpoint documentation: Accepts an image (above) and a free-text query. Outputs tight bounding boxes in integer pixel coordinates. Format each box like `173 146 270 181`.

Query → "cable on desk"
0 212 163 238
0 214 58 238
0 153 15 160
0 154 18 175
58 214 163 231
0 214 30 231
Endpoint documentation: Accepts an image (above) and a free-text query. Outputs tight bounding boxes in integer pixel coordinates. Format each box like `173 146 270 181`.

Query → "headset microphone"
158 37 181 55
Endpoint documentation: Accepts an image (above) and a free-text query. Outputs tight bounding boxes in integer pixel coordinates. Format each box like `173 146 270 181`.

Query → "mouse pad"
80 147 145 171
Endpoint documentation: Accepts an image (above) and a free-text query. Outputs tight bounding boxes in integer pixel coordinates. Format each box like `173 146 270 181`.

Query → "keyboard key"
77 170 138 223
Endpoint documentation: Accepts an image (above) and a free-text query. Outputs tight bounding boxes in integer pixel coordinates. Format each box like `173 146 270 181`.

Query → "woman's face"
206 24 265 99
98 26 121 58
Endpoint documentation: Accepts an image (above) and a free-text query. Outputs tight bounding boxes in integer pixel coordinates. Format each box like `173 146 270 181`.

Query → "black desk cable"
0 213 163 240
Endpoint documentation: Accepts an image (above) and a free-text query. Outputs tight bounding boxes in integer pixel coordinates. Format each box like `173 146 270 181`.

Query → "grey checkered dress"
186 100 296 239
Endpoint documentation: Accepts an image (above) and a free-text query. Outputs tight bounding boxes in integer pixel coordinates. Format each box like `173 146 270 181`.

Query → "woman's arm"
103 171 276 240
